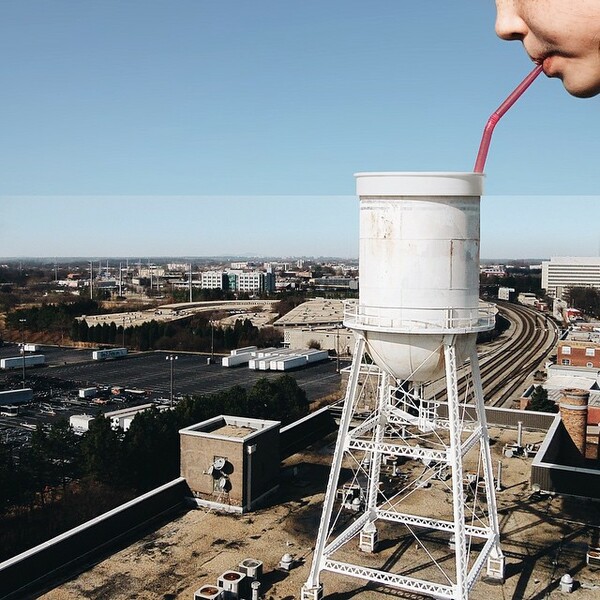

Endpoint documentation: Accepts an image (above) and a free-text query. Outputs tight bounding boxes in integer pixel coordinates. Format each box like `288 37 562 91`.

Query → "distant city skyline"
1 2 599 258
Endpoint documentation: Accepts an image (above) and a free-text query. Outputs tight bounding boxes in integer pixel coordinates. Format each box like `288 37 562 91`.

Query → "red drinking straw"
474 63 543 173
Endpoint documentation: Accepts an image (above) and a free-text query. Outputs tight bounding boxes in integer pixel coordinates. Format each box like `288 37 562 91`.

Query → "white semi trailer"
92 348 128 360
1 355 45 369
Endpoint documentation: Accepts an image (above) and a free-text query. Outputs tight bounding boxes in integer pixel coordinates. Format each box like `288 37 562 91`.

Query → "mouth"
531 52 559 75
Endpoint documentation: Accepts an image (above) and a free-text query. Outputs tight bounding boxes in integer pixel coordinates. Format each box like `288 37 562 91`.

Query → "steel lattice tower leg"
302 336 367 600
444 337 470 600
469 344 505 581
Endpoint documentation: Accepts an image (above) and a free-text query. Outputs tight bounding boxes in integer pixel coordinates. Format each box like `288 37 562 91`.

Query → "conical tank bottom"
363 331 477 382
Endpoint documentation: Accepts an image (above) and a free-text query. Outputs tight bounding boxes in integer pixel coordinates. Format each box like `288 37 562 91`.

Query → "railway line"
477 301 559 406
332 302 559 412
423 301 559 408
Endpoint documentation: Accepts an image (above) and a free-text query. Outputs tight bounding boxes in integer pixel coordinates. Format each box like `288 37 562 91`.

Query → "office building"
542 257 600 299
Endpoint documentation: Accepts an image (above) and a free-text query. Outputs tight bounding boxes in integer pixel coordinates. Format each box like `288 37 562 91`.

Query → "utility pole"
336 324 340 373
166 354 178 408
89 261 93 299
19 318 26 388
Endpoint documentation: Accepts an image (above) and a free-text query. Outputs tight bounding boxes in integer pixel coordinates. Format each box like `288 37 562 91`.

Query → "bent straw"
474 63 543 173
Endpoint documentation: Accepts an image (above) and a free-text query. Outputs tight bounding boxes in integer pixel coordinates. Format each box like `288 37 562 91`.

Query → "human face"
495 0 600 97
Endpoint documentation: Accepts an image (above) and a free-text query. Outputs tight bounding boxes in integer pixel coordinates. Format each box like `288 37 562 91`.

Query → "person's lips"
532 52 559 76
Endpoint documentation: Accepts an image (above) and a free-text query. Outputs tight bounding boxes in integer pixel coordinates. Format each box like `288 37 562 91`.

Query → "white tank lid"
355 172 484 197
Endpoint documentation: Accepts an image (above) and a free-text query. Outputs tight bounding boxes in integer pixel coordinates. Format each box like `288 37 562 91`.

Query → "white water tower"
302 172 504 600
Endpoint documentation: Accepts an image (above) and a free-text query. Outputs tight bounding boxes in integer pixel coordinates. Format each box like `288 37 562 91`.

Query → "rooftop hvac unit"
587 546 600 567
237 558 263 581
217 571 247 599
194 585 223 600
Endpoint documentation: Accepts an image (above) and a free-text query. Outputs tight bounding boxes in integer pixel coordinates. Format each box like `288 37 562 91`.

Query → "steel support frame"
444 338 469 600
302 336 367 599
469 344 505 580
302 335 503 600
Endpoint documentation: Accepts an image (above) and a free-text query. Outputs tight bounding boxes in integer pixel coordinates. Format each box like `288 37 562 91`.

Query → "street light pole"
19 318 26 388
166 354 178 408
211 322 215 363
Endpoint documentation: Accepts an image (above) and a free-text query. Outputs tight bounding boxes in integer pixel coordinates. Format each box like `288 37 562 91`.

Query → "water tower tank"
344 172 494 381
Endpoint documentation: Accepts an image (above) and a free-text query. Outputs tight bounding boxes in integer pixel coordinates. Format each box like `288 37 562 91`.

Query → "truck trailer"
0 388 34 404
222 353 254 367
92 348 128 361
0 355 45 370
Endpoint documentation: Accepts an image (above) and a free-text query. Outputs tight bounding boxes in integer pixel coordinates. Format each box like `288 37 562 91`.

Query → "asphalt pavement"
1 344 343 403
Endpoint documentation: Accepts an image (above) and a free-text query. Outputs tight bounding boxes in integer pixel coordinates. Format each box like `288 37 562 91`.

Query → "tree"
46 420 80 491
16 426 54 507
79 320 89 342
123 408 179 491
81 416 123 485
246 375 309 425
0 440 16 515
528 386 557 413
568 287 600 319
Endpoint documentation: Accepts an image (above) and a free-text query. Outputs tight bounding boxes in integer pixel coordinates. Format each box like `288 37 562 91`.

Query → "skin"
495 0 600 97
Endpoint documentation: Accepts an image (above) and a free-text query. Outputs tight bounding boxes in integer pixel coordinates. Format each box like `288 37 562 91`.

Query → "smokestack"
559 389 590 457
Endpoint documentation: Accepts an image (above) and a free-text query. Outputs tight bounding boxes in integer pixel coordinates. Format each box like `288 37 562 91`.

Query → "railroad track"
478 302 559 406
424 301 559 407
330 302 559 414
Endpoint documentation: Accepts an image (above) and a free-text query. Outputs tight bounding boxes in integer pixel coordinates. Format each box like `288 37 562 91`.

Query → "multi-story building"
557 331 600 369
233 270 275 294
542 257 600 300
201 271 228 290
197 269 275 295
480 265 507 277
498 287 516 301
167 263 191 272
311 276 359 291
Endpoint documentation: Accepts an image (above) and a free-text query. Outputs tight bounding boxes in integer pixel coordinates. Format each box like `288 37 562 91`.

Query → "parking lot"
0 344 344 443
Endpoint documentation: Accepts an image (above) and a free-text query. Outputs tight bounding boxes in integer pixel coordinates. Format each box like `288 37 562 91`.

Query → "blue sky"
0 1 598 259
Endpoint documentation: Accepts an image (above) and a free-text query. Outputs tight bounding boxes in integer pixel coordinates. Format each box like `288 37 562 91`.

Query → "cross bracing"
302 335 504 600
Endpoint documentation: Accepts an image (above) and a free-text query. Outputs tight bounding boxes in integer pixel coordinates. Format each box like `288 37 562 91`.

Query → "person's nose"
495 0 528 41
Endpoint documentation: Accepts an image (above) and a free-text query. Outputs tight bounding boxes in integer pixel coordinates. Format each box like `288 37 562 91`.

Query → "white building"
69 414 95 433
104 403 162 431
542 257 600 299
237 271 263 293
498 287 515 301
517 292 538 307
201 271 227 289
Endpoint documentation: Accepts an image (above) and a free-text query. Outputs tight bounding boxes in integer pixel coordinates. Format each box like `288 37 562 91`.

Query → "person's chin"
560 64 600 98
563 77 600 98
